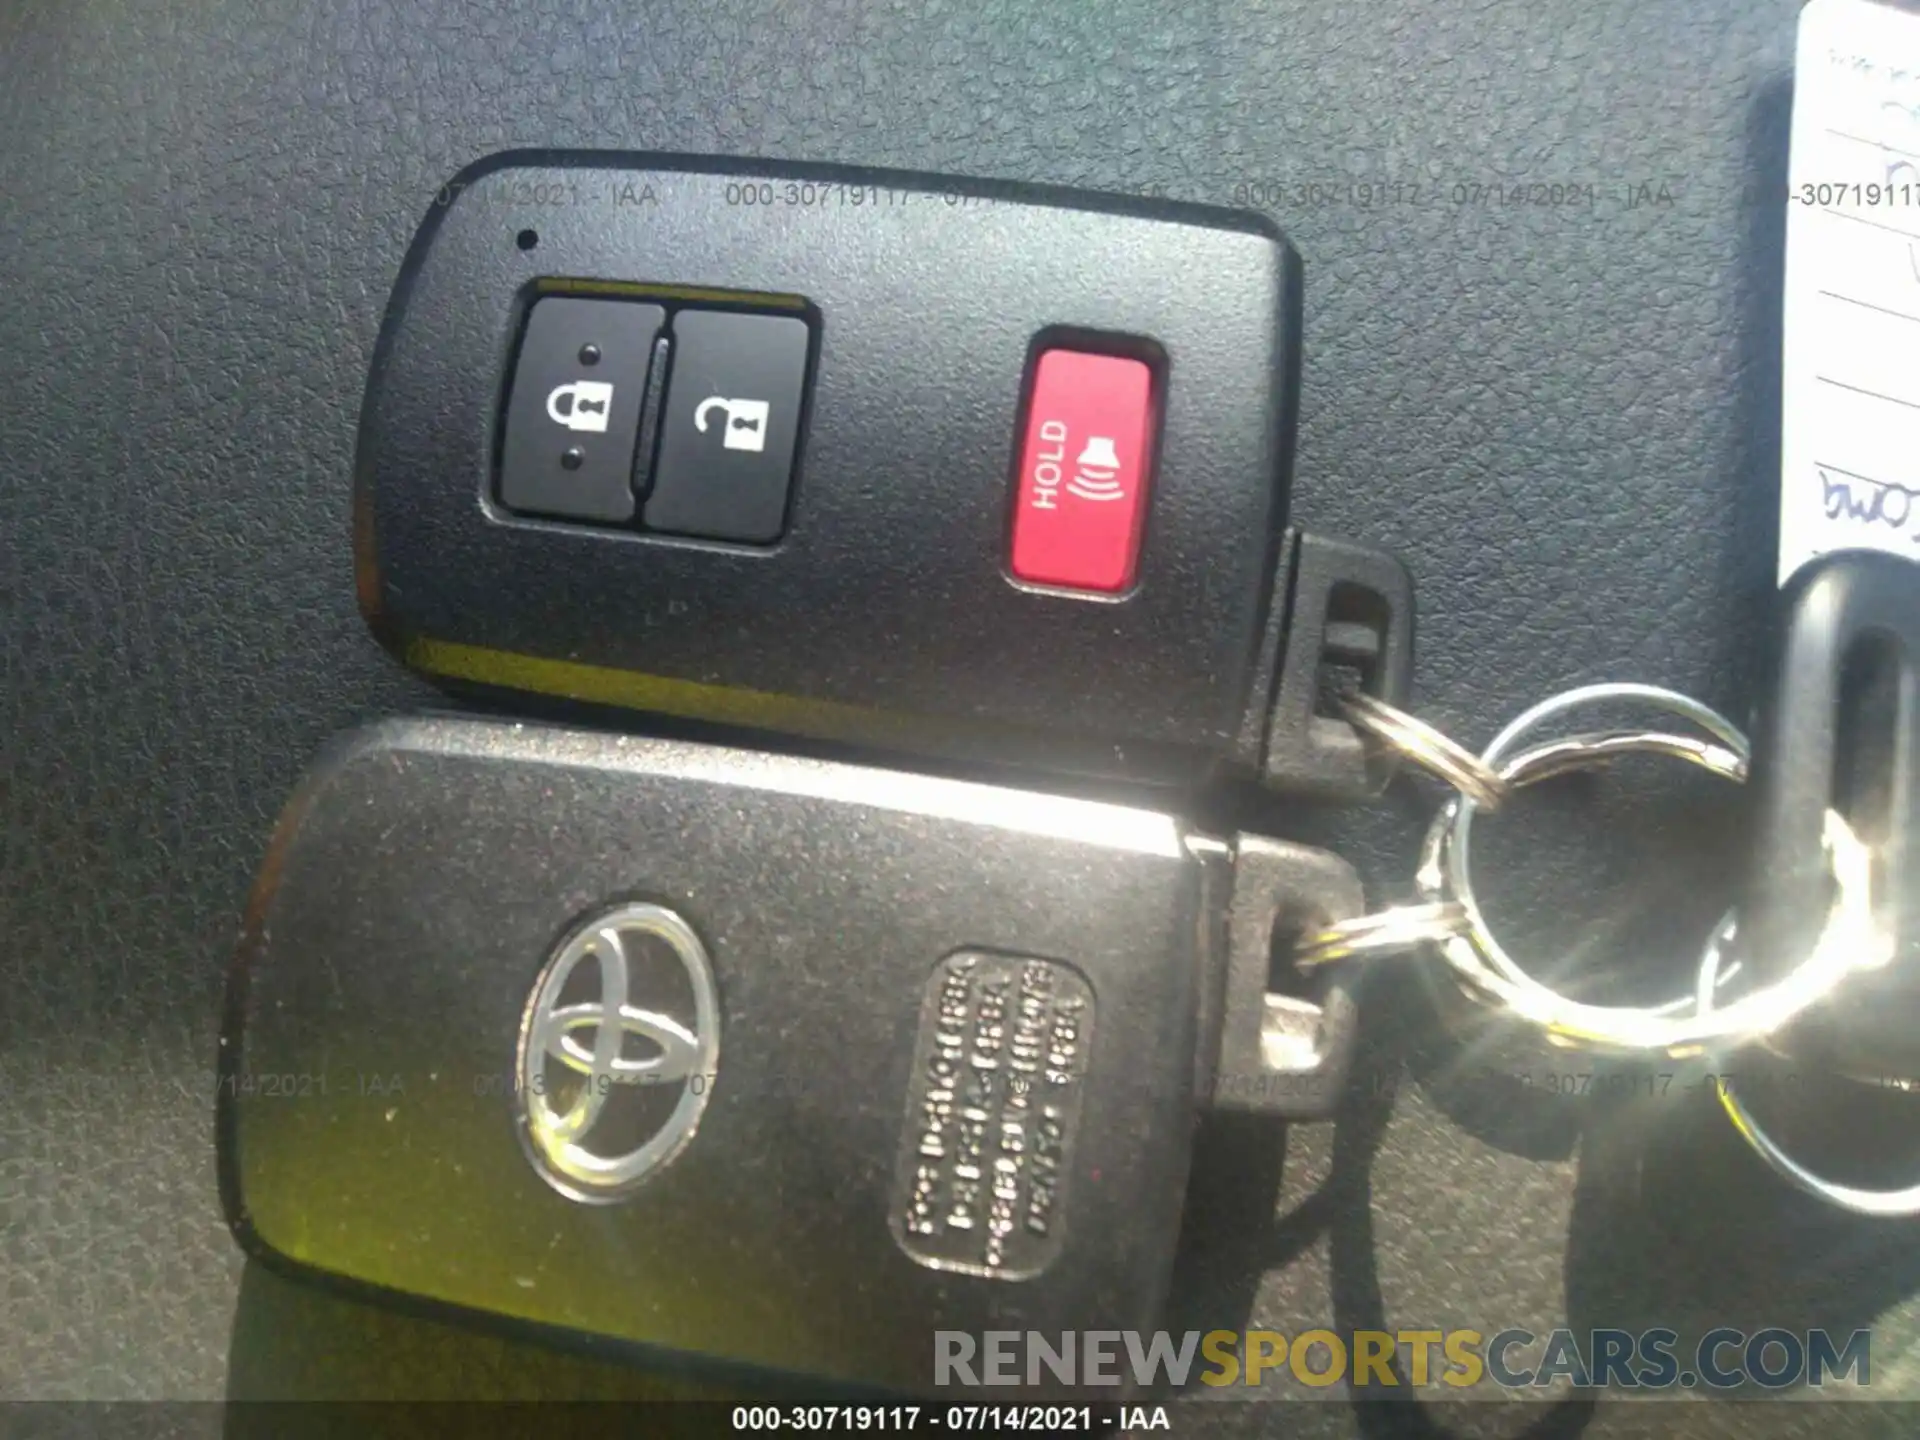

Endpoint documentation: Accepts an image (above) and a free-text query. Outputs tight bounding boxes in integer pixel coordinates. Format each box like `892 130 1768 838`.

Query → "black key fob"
354 153 1411 798
219 717 1362 1398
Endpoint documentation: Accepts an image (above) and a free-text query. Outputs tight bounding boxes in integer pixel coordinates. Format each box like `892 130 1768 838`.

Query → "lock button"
644 308 811 544
499 296 664 523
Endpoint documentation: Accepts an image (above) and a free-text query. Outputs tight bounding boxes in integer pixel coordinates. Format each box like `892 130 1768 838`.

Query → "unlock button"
499 297 664 523
646 309 810 543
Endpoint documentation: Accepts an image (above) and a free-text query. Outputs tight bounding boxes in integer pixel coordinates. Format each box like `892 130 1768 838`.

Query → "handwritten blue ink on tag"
1781 0 1920 582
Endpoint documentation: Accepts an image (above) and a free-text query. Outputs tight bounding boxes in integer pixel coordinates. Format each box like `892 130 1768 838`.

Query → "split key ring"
1300 684 1885 1061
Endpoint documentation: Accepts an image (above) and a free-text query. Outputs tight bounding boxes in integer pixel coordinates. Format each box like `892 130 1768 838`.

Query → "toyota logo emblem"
514 902 720 1202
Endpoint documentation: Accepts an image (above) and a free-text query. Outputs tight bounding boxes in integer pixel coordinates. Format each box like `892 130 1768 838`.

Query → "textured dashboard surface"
4 0 1912 1431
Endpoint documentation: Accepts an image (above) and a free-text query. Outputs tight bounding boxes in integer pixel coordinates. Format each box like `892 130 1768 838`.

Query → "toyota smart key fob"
219 717 1364 1398
353 153 1413 799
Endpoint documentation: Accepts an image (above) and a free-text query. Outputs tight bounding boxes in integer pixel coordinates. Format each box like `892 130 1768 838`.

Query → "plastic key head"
1746 549 1920 1081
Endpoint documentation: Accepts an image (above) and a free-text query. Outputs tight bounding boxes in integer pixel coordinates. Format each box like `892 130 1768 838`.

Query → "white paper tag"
1780 0 1920 582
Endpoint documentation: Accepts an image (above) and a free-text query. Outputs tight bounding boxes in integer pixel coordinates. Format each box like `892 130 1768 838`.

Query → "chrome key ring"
1421 685 1751 1028
1303 683 1899 1214
1293 722 1750 985
1294 723 1748 977
1339 690 1508 811
1399 684 1884 1056
1294 901 1468 969
1693 917 1920 1218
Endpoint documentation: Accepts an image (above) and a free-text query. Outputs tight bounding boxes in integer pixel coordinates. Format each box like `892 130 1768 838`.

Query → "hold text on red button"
1010 349 1155 593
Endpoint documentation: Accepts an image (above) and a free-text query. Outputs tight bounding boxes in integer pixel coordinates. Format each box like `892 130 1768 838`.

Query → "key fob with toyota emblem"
354 151 1413 800
218 716 1363 1398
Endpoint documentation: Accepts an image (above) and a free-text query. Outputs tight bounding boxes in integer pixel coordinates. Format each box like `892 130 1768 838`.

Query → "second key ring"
1339 689 1508 810
1428 683 1751 1014
1411 684 1882 1055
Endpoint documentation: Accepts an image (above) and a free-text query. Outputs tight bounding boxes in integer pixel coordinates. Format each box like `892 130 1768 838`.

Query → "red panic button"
1010 349 1155 593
